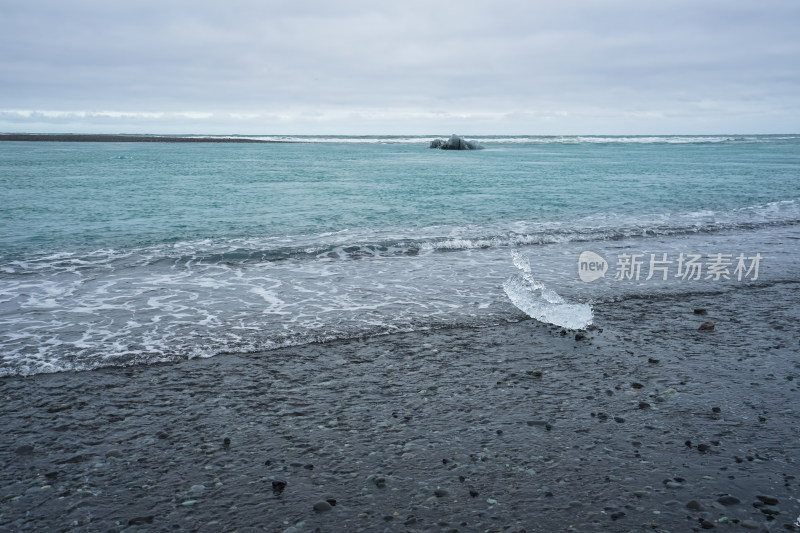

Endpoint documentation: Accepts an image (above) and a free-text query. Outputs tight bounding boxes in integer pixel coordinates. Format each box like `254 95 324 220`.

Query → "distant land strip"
0 134 289 143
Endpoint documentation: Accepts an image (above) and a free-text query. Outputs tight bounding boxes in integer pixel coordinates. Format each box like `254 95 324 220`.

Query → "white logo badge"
578 251 608 283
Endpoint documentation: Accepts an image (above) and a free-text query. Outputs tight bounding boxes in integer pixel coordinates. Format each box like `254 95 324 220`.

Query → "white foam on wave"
503 251 593 330
218 135 789 145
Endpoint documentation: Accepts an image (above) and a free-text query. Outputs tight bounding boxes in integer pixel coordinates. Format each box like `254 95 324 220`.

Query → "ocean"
1 134 799 377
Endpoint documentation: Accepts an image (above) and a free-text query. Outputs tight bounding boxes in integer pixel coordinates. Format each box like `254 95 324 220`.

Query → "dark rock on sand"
717 494 741 506
694 308 708 315
313 500 333 512
272 480 287 495
756 495 779 505
699 518 715 529
430 135 484 150
434 488 449 497
14 444 34 455
686 500 704 510
128 516 154 525
699 321 715 331
740 520 762 529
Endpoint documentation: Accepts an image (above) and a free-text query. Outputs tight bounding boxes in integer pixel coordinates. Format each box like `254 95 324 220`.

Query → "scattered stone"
326 498 337 507
303 464 313 470
222 437 231 449
698 443 710 453
14 445 34 455
469 490 479 498
756 495 779 506
694 308 708 315
699 518 715 529
313 500 333 512
486 498 498 505
610 511 625 520
712 406 721 413
716 495 741 506
181 500 197 506
574 332 586 341
128 516 154 525
105 450 123 459
638 402 651 409
189 484 205 494
631 382 644 390
272 480 287 495
740 520 761 529
686 500 703 510
648 357 660 364
434 489 449 498
699 321 715 331
665 481 683 489
633 490 650 499
614 416 625 423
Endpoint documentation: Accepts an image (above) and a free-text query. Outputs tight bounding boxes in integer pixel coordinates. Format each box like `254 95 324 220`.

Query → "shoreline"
0 133 289 143
2 285 799 532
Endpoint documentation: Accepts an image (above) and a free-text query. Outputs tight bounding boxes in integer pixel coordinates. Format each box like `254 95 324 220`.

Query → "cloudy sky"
1 0 798 135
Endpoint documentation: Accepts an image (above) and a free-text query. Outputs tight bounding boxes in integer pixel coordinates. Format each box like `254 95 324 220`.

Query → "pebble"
313 501 332 512
128 516 154 525
14 445 34 455
716 495 741 506
686 500 703 510
740 520 762 529
434 489 449 497
756 495 779 505
699 321 715 331
486 498 497 505
272 480 287 495
189 484 205 494
699 518 715 529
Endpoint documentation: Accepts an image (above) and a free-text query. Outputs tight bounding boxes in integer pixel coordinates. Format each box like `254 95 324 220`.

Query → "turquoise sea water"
1 135 799 375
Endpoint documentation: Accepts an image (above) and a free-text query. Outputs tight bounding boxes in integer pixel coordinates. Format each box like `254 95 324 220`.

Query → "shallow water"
1 136 799 376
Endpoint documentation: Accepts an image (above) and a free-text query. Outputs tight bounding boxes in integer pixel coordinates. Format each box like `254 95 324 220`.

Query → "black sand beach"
2 283 799 532
0 134 285 143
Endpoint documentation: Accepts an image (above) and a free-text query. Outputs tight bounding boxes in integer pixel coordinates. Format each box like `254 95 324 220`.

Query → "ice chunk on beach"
503 251 593 330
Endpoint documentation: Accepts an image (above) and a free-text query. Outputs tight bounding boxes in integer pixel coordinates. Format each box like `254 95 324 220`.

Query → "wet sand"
0 134 285 143
1 284 799 532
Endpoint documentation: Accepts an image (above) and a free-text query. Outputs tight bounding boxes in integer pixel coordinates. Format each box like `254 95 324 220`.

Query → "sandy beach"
2 283 799 532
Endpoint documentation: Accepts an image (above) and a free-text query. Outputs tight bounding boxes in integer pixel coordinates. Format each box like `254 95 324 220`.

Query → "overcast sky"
1 0 798 135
